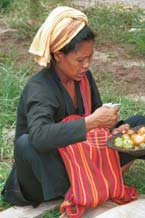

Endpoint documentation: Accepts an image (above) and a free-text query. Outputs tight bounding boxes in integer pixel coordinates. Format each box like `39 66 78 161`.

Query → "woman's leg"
14 134 44 203
121 160 134 173
125 114 145 127
14 134 70 204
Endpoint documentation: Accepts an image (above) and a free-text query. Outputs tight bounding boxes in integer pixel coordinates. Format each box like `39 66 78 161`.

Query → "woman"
2 5 145 212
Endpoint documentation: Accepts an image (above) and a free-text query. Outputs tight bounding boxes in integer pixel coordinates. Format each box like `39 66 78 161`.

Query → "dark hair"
51 25 95 60
60 25 95 54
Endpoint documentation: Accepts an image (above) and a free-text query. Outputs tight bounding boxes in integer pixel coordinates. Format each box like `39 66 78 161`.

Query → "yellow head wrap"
29 6 88 67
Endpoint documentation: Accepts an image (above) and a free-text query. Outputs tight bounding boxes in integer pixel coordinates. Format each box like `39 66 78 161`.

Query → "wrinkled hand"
85 105 119 132
112 123 130 135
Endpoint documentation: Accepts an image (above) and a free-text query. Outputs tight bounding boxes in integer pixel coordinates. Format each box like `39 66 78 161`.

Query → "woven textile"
59 117 138 218
58 76 138 218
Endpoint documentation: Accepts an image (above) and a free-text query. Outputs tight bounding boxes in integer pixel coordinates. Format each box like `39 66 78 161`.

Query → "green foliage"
43 208 60 218
124 160 145 194
0 63 20 159
85 6 136 42
0 0 12 9
2 1 145 55
0 162 12 211
0 53 30 160
0 0 67 39
84 6 145 55
128 30 145 55
0 63 24 129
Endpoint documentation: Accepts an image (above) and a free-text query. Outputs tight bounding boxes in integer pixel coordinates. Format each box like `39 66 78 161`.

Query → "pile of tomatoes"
114 126 145 150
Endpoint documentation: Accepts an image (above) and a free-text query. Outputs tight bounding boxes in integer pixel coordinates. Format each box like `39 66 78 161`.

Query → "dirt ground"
0 26 145 102
73 0 145 9
92 44 145 99
1 0 145 101
73 0 145 101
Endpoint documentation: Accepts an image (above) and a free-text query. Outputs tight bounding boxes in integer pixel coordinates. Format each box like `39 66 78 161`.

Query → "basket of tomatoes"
107 126 145 156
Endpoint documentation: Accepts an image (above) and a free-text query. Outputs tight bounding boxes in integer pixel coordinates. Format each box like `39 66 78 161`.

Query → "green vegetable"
114 137 123 148
139 143 145 149
123 138 134 149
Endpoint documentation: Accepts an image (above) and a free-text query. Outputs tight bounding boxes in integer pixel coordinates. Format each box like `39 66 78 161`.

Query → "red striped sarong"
58 76 138 218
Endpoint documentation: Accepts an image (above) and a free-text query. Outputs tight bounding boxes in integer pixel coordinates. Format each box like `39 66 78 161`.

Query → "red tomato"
137 126 145 135
126 129 135 135
131 134 145 145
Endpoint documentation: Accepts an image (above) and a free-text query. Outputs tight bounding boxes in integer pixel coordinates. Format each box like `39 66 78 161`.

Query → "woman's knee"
14 134 35 161
125 114 145 127
15 134 29 152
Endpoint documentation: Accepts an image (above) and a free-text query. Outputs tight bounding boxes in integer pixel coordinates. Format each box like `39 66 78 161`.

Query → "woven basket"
107 126 145 157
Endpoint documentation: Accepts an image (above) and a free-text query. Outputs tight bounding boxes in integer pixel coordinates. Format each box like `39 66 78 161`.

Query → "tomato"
123 138 134 149
131 134 145 145
123 143 134 149
122 134 130 139
126 129 135 135
139 143 145 149
114 137 123 148
137 126 145 135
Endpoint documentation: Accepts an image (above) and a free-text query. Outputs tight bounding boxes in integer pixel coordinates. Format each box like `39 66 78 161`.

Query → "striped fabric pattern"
59 117 138 217
58 76 138 217
79 75 91 117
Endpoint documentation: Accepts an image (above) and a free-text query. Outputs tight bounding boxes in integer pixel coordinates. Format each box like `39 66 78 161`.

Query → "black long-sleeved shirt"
15 64 102 152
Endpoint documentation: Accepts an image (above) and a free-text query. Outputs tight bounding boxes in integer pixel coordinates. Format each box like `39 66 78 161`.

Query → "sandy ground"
73 0 145 9
0 1 145 100
72 0 145 100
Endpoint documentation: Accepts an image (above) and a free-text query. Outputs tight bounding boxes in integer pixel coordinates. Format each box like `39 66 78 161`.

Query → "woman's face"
54 40 94 81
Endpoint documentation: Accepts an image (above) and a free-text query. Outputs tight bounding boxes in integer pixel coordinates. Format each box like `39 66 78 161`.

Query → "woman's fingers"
95 106 119 128
112 124 131 135
85 106 121 132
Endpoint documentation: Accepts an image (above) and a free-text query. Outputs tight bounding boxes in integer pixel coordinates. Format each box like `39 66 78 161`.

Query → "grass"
124 160 145 194
84 5 145 55
0 161 12 211
93 70 145 119
0 53 32 160
43 208 61 218
1 1 145 54
0 0 12 9
0 1 145 217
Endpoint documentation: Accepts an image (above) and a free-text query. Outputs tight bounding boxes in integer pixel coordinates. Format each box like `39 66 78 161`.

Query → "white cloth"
29 6 88 66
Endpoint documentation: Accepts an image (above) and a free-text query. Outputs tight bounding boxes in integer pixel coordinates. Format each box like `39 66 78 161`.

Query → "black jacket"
2 65 102 206
15 65 102 151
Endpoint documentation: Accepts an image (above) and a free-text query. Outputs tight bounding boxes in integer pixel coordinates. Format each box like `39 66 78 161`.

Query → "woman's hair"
59 25 95 54
51 25 95 60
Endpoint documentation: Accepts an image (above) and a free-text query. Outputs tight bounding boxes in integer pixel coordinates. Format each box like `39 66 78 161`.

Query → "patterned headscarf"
29 6 88 67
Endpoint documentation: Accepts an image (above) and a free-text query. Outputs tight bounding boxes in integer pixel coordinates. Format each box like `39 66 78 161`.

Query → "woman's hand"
112 123 130 135
85 105 119 132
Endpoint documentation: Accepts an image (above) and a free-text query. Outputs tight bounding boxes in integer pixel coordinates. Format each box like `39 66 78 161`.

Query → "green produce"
139 143 145 149
114 137 123 148
123 138 134 149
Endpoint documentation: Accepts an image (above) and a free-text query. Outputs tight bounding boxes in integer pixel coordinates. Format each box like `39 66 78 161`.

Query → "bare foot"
121 160 134 174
